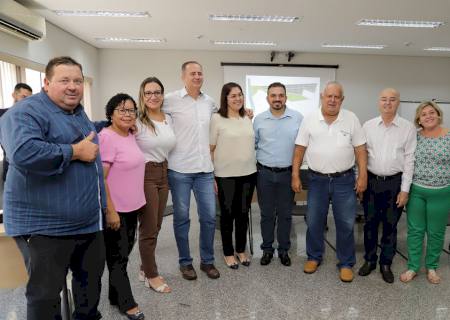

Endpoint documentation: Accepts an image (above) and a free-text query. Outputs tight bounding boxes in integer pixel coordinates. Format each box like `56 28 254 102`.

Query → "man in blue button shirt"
0 56 106 320
253 82 303 266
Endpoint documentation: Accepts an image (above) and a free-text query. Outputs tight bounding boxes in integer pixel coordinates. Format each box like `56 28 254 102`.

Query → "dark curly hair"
105 93 137 126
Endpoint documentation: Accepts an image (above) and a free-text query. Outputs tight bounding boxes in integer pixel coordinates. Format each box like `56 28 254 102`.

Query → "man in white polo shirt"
163 61 220 280
357 88 416 283
292 81 367 282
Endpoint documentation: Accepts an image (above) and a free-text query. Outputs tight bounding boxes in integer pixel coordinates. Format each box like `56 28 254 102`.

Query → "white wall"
98 49 450 123
0 22 100 112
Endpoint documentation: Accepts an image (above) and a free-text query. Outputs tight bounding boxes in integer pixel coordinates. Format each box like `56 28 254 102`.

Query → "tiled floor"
1 201 450 320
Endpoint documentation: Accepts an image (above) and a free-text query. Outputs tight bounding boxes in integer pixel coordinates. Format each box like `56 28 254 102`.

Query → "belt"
147 161 167 167
257 162 292 172
368 171 402 181
309 168 353 178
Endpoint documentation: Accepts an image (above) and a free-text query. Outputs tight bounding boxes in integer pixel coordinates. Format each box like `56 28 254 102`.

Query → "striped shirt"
0 90 106 236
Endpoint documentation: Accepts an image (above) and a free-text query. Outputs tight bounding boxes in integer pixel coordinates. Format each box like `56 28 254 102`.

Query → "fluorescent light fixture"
357 19 444 28
96 37 165 43
209 14 299 23
54 10 150 18
322 43 385 49
212 40 276 46
424 47 450 52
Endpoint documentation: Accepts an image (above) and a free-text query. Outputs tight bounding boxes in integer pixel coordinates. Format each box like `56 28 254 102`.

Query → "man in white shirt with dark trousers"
163 61 220 280
358 88 416 283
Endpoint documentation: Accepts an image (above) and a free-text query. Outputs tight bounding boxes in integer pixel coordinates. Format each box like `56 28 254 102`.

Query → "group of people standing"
0 55 449 320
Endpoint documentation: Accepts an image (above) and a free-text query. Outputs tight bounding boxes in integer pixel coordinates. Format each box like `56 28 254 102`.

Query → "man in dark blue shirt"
0 56 106 320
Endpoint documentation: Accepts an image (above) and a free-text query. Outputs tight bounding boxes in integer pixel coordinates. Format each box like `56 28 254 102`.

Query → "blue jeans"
168 170 216 266
257 166 294 254
306 170 357 268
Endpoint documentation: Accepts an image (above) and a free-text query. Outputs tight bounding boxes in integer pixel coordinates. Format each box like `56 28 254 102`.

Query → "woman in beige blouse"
210 82 257 269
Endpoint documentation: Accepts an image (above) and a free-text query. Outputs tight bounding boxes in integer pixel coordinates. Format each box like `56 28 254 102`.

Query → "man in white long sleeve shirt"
358 88 417 283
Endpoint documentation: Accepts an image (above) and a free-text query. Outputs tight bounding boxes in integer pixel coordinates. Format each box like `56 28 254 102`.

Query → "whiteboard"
399 101 449 127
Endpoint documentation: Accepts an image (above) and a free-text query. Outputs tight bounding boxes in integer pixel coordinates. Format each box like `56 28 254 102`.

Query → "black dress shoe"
278 252 291 266
125 310 145 320
260 252 273 265
380 265 394 283
358 261 376 276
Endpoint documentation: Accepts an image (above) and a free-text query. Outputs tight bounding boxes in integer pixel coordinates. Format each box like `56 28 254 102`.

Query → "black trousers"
362 173 403 265
15 231 105 320
104 209 140 313
216 173 256 256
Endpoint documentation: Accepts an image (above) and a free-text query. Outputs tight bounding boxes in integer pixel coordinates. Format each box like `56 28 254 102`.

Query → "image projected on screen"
246 75 320 117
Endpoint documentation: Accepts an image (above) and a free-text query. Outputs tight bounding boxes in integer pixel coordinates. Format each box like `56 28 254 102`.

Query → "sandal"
145 277 172 293
400 270 417 283
427 269 441 284
139 270 165 283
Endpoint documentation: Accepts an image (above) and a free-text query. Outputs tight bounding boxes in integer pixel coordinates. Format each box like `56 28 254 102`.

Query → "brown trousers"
138 161 169 278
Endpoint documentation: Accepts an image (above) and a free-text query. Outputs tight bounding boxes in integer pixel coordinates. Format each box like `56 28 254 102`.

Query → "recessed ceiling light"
322 43 386 49
212 40 276 46
54 10 150 18
209 14 299 23
357 19 444 28
96 37 165 43
424 47 450 52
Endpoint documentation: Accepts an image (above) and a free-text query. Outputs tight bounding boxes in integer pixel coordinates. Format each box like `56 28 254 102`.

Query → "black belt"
257 162 292 172
368 171 402 181
309 168 353 178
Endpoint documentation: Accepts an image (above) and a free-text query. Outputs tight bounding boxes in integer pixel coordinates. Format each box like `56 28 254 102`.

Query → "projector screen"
223 65 336 117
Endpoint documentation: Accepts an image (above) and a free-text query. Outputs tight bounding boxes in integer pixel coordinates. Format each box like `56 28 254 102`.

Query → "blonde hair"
138 77 164 134
414 101 443 128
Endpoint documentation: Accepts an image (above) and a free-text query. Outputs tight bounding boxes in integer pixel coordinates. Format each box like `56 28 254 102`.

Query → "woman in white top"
135 77 176 293
210 82 257 269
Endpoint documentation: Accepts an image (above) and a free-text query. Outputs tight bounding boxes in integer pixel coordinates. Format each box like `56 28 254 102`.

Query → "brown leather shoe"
303 260 319 274
340 268 354 282
200 263 220 279
179 264 197 280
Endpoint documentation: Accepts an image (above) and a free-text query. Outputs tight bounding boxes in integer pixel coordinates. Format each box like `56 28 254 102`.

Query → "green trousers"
406 184 450 272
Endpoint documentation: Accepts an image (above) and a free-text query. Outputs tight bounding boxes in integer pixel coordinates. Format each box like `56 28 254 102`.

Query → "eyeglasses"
115 108 137 116
143 90 163 98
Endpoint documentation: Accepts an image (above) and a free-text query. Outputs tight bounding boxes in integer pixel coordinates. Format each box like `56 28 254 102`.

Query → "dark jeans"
15 232 105 320
306 170 357 268
362 172 403 265
257 166 294 254
216 173 256 256
104 209 140 313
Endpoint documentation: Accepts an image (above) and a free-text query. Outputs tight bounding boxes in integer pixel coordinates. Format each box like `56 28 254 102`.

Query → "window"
25 68 45 94
0 61 17 109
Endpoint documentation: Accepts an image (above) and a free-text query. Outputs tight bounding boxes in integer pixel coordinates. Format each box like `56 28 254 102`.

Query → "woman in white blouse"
135 77 176 292
210 82 257 269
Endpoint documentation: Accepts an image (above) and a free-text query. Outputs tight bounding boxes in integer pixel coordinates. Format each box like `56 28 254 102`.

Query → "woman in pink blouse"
99 93 146 320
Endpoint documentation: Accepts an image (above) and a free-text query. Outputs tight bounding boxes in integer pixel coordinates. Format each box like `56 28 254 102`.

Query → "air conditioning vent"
0 0 46 41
